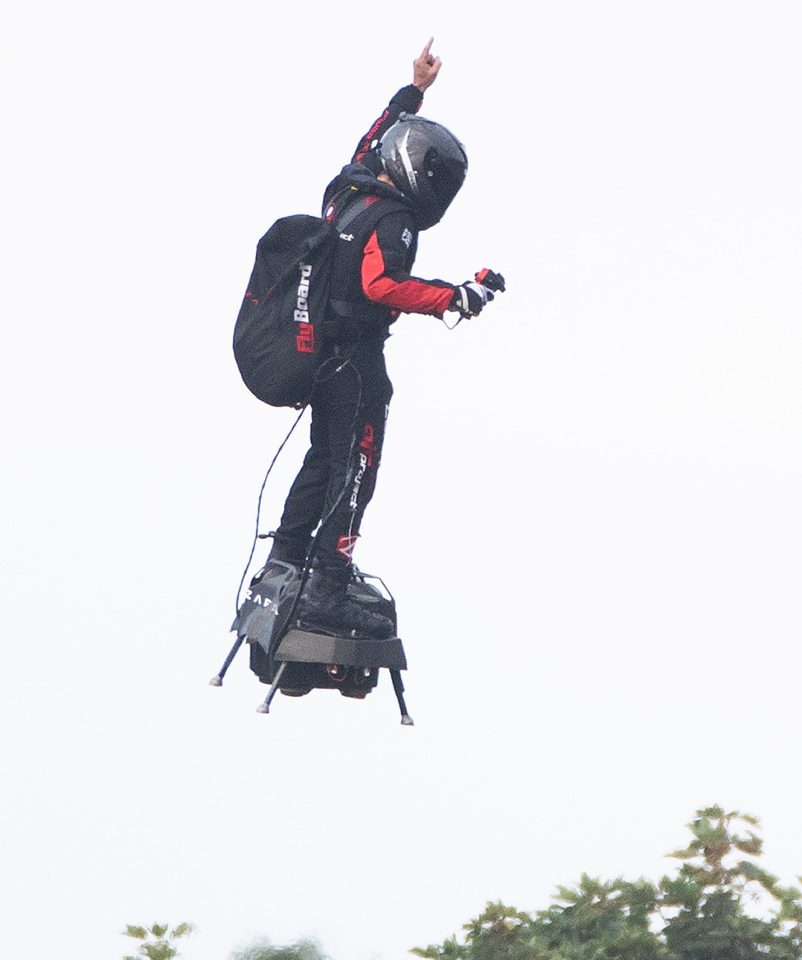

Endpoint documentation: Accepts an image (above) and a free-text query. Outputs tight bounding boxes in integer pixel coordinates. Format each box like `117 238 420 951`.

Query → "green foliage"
119 808 801 960
533 874 669 959
412 807 802 960
229 937 329 960
411 933 466 960
660 807 801 960
412 902 539 960
122 922 195 960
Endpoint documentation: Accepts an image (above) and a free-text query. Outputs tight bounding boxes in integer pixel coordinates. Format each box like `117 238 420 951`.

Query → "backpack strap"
330 187 374 234
324 192 411 340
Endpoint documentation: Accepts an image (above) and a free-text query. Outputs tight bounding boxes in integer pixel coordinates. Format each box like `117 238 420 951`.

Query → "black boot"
299 566 395 639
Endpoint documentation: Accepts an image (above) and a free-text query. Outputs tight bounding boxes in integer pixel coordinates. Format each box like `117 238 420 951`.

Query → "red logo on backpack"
296 323 315 353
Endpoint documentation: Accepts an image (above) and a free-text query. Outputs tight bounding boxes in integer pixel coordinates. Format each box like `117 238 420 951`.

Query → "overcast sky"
2 2 801 959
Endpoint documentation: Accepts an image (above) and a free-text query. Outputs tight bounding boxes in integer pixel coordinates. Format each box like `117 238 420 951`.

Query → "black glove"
450 281 494 317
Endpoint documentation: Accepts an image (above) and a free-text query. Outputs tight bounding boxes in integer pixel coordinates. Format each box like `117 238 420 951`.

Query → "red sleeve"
360 212 455 317
362 231 454 317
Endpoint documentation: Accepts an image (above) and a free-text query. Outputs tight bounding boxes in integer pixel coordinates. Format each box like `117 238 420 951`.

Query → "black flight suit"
270 85 456 576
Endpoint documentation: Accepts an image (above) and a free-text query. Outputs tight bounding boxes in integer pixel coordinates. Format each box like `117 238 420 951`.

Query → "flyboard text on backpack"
294 262 314 351
233 190 406 409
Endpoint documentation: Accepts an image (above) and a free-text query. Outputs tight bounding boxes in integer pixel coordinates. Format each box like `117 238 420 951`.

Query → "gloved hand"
450 281 494 317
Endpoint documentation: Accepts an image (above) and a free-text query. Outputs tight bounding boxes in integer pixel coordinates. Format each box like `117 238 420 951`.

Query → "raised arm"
350 39 442 164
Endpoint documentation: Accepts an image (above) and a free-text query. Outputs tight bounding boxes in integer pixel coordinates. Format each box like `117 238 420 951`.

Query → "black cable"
233 351 364 622
234 404 308 618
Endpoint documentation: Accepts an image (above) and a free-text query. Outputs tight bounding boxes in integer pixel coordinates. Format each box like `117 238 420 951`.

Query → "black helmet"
378 113 468 230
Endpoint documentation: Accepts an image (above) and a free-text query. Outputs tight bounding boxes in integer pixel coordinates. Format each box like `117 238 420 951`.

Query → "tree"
122 923 194 960
413 882 669 960
120 808 802 960
229 937 329 960
659 805 802 960
532 874 670 959
412 901 539 960
412 806 802 960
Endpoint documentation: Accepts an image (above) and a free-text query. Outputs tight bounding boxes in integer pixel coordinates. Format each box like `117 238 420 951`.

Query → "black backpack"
233 192 404 409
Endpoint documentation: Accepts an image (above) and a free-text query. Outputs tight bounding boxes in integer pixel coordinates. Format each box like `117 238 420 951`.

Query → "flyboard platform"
210 560 413 724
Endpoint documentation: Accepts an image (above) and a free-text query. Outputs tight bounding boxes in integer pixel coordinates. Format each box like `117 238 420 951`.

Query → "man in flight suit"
267 40 500 638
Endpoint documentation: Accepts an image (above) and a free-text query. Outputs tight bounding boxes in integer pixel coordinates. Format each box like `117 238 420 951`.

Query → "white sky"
2 2 801 959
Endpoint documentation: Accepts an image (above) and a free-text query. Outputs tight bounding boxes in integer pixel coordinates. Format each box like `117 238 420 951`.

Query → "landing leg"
256 662 287 714
210 634 245 686
390 669 414 726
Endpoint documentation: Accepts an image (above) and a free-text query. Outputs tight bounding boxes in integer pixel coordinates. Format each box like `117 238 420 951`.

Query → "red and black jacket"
321 85 455 336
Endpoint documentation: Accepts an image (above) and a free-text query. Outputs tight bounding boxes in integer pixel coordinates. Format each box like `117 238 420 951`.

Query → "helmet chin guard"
379 113 468 230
